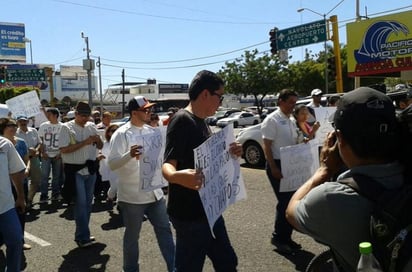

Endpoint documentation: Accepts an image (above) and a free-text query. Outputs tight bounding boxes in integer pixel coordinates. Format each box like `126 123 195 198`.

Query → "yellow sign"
8 42 25 48
346 10 412 77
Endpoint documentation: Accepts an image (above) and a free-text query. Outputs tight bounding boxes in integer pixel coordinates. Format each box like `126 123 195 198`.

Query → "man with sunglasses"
58 101 103 248
108 95 175 272
162 70 242 272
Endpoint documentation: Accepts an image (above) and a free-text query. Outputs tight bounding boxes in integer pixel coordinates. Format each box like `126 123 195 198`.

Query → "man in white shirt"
108 96 175 272
16 115 42 206
0 136 26 271
38 108 64 202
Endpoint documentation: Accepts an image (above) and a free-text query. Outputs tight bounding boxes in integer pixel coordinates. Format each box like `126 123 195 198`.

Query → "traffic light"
327 56 336 80
0 66 5 84
269 28 278 55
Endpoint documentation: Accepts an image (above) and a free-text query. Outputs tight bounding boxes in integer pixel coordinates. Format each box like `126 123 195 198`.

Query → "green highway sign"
277 19 327 50
6 68 46 82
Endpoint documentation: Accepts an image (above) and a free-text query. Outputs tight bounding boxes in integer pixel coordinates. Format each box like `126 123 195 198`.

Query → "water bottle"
356 242 383 272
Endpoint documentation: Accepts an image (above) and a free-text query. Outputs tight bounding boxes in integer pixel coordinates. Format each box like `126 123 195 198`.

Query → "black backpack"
341 174 412 272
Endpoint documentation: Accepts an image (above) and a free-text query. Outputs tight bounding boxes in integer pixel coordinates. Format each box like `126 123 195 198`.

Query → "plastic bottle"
356 242 383 272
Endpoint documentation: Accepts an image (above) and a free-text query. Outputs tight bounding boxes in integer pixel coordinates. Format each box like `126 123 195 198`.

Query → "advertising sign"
0 22 26 62
346 10 412 77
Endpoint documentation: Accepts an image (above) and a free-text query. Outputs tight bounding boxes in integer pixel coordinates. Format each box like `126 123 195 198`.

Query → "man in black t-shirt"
162 70 243 272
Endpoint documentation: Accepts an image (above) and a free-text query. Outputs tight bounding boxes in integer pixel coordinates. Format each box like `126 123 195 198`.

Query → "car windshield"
228 112 242 118
214 111 226 118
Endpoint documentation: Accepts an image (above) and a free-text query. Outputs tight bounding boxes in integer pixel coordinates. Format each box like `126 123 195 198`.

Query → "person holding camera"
59 101 103 248
286 87 407 271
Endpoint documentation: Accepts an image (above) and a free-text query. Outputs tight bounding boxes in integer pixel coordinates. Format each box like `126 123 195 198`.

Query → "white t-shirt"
261 109 298 160
0 137 26 214
38 121 63 158
108 122 163 204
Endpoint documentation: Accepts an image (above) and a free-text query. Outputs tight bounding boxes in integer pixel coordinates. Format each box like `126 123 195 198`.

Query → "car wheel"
233 122 238 128
253 120 259 125
243 141 265 167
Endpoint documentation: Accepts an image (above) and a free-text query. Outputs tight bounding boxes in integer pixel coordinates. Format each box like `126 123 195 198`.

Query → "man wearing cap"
286 87 406 271
16 115 42 206
108 95 175 272
307 88 323 108
59 101 103 248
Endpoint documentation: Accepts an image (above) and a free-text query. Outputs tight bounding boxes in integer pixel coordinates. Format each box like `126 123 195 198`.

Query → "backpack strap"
338 173 387 202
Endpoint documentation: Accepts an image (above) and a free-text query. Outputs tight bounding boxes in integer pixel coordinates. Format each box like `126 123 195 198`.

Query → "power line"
52 0 276 25
96 41 268 64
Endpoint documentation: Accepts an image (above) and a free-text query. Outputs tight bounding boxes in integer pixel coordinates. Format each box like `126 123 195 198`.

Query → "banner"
194 124 247 234
313 107 336 146
279 141 320 192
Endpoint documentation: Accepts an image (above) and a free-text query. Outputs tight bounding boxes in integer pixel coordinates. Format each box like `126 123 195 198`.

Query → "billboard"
60 65 96 92
346 11 412 77
0 22 26 62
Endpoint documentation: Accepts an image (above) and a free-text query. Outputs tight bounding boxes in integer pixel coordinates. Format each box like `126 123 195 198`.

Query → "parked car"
206 109 241 126
216 111 260 128
236 124 265 167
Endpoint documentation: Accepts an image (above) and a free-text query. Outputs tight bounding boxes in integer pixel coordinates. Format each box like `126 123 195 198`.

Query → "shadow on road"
59 243 110 272
274 248 316 272
101 209 123 230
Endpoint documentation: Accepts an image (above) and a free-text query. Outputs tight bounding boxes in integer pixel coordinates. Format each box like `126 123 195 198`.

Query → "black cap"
75 101 91 115
334 87 397 137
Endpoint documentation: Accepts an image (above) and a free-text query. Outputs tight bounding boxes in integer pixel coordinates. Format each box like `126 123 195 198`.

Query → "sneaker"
23 243 32 250
76 240 94 248
271 236 293 254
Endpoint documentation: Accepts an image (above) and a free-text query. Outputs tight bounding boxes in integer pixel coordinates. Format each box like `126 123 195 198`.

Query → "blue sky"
3 0 412 90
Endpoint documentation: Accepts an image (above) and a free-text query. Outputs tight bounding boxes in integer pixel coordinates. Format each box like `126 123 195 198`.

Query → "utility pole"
122 69 125 118
45 67 55 106
81 32 94 107
97 57 103 119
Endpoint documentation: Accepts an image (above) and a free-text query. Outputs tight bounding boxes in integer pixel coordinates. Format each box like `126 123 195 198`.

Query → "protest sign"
194 124 247 233
5 90 41 118
127 127 168 192
313 107 336 145
279 141 320 192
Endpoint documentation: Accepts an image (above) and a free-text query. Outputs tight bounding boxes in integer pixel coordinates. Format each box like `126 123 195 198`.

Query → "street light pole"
297 0 345 94
23 37 33 64
81 32 93 107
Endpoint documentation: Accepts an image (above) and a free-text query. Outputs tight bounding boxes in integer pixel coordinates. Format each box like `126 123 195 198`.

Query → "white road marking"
24 231 51 247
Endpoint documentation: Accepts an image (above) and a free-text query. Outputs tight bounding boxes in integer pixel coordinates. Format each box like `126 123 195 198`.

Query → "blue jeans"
0 208 23 272
74 173 96 242
40 157 63 198
118 199 175 272
266 160 295 242
170 216 237 272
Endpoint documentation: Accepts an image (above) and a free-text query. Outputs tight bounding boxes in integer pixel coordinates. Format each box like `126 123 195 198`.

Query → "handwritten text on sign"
280 141 320 192
194 125 247 232
128 127 168 192
6 90 41 118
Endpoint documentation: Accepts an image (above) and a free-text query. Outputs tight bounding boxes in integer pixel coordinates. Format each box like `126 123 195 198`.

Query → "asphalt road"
1 164 327 272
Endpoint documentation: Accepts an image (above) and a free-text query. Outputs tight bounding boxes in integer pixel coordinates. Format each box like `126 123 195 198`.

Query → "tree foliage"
0 86 39 104
218 49 289 115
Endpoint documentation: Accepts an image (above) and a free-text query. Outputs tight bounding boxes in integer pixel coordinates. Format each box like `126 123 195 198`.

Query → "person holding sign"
261 89 302 254
162 70 242 272
108 96 175 272
293 104 320 141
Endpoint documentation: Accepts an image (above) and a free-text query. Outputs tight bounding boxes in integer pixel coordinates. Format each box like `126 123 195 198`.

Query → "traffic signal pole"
330 15 343 93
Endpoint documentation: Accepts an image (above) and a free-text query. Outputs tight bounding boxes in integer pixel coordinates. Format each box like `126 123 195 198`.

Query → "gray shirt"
294 162 404 272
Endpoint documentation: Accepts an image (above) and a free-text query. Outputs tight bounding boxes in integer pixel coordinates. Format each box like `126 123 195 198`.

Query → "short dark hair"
188 70 224 101
46 107 60 118
0 117 15 135
278 89 298 102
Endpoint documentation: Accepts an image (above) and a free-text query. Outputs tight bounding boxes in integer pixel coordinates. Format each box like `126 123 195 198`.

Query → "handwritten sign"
128 127 168 192
279 141 320 192
5 90 41 118
313 107 336 146
194 125 247 233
